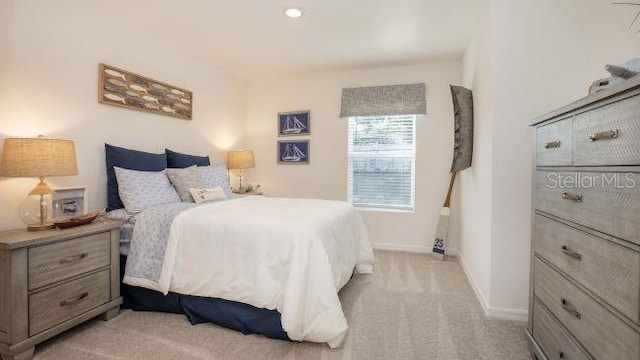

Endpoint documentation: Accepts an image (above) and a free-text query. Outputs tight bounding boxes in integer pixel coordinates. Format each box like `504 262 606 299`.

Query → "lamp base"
27 222 56 231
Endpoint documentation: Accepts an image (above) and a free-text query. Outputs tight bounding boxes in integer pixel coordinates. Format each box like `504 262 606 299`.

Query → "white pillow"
114 167 180 213
189 187 228 204
198 164 232 199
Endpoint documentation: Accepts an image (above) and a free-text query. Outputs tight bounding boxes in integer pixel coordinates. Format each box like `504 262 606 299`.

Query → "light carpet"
34 250 530 360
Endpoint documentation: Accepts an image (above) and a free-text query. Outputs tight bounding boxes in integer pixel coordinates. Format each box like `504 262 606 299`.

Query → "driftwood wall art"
98 63 193 120
450 85 474 172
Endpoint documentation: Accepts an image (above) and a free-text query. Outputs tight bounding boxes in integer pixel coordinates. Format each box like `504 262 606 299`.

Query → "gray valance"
339 83 426 118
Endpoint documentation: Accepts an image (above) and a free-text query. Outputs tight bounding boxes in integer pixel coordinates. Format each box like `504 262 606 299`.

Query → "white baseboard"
370 242 458 256
457 251 528 322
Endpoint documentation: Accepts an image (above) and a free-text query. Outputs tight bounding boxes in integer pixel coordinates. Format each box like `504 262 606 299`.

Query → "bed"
104 145 374 347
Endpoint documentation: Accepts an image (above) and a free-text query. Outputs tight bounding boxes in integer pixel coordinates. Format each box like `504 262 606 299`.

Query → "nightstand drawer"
29 232 110 290
532 300 591 360
534 258 640 359
533 214 640 324
29 269 110 336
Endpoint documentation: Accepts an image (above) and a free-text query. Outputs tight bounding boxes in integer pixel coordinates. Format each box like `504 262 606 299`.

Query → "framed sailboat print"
278 140 310 164
278 111 310 136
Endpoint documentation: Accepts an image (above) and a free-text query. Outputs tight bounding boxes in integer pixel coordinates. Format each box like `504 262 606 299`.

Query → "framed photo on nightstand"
52 186 88 219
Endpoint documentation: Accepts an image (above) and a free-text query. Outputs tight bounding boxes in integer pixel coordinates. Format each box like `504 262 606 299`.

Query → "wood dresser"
0 220 122 360
527 77 640 359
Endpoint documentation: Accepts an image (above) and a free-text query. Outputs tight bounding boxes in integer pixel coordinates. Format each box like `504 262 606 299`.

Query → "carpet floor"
33 250 531 360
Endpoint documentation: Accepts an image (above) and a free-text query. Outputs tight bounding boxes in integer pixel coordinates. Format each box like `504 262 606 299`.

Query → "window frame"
347 114 417 212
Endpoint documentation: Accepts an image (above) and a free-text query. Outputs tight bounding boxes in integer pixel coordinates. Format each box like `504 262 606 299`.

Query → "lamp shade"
226 150 255 169
1 136 78 177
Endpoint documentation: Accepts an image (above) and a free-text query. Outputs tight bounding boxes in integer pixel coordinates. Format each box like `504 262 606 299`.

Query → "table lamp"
1 135 78 231
226 149 255 193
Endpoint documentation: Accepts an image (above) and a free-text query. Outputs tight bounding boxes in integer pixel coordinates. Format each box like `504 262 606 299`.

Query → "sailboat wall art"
278 111 310 136
278 140 310 165
98 64 193 120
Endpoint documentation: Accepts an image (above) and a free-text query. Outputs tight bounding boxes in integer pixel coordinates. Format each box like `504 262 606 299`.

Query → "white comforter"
155 196 374 348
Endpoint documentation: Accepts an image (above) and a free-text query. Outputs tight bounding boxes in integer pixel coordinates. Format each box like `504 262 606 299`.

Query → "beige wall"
451 0 640 319
246 62 462 252
0 0 248 230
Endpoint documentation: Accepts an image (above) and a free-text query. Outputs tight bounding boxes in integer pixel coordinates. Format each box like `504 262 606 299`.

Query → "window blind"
348 115 416 211
340 83 426 118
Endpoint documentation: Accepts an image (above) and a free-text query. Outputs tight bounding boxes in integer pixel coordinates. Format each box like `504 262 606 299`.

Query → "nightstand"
0 220 123 360
232 191 263 197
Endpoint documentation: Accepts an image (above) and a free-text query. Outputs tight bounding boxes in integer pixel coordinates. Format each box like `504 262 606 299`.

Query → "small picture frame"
278 111 310 136
52 187 88 219
278 140 310 165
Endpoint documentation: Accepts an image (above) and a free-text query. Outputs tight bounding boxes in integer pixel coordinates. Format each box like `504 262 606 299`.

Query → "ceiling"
103 0 486 80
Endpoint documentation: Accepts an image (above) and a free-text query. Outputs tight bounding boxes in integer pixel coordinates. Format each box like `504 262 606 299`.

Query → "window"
347 115 416 211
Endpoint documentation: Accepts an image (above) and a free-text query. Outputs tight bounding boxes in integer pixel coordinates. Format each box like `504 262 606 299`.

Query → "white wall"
452 0 640 319
0 0 247 230
246 62 462 252
450 2 495 315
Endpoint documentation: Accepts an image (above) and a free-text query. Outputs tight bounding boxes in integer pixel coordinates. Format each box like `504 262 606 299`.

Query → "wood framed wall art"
98 63 193 120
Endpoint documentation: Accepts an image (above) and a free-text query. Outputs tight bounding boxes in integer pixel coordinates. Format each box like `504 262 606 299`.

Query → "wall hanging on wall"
278 140 310 164
98 63 193 120
278 111 310 136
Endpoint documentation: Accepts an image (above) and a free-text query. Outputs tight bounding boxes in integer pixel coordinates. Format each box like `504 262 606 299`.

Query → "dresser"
527 77 640 360
0 220 123 360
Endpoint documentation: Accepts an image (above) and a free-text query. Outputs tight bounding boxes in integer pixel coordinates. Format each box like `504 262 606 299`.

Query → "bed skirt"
120 255 290 341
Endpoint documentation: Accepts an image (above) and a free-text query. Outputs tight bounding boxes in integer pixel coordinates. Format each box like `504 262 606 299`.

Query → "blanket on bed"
123 196 374 348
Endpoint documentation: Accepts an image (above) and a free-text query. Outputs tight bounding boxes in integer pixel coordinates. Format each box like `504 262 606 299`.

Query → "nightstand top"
0 219 122 250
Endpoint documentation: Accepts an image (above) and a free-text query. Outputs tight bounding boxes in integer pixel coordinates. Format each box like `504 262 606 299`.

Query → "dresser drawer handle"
587 129 619 142
561 245 582 261
544 141 561 149
60 292 89 307
59 253 87 264
561 298 581 319
562 192 582 202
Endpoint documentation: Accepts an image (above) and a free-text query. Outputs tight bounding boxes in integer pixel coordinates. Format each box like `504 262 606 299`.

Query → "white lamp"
226 150 255 193
1 135 78 231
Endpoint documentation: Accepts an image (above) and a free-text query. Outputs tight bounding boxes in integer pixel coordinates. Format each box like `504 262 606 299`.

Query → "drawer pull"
560 298 581 319
60 292 89 307
59 253 87 264
561 192 583 202
587 129 619 142
544 141 561 149
560 245 582 261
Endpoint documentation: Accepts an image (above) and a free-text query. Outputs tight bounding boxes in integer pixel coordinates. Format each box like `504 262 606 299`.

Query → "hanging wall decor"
98 63 193 120
278 110 310 136
277 140 310 164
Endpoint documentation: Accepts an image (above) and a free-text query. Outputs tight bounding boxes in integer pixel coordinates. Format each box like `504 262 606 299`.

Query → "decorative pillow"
166 166 205 202
166 149 211 168
198 164 232 199
189 187 228 204
114 167 180 214
105 144 167 212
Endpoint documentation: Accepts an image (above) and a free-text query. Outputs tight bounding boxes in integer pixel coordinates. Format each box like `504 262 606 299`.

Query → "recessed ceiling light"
285 8 303 18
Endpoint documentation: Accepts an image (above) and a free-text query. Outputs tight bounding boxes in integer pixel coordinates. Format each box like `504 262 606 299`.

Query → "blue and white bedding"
122 196 374 348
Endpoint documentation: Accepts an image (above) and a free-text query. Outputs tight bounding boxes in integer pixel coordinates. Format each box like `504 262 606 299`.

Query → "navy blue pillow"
166 149 210 168
105 144 167 211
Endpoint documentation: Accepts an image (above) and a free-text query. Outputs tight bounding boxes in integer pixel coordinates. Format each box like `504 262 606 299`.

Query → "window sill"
354 206 415 214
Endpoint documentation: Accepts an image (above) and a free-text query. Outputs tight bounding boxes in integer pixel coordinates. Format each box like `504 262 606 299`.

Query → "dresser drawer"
532 300 592 360
29 269 110 336
534 258 640 359
29 232 111 290
534 171 640 246
534 214 640 324
574 96 640 166
536 118 573 166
